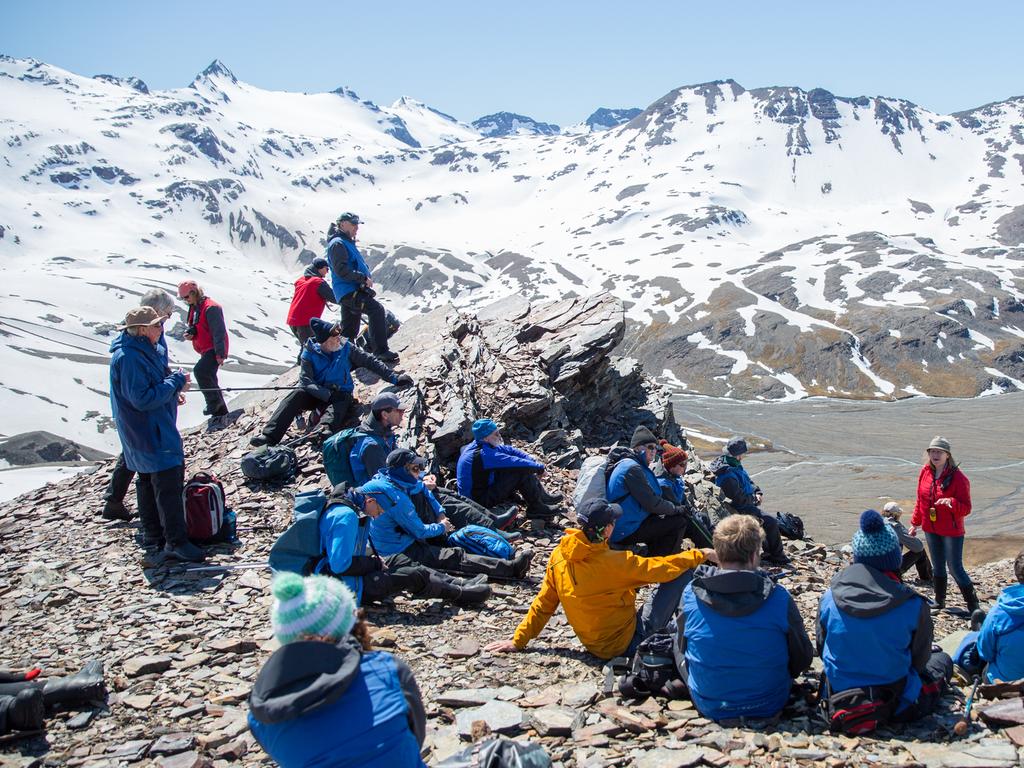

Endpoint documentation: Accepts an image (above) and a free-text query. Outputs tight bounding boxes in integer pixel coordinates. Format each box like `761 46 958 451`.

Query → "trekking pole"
954 675 981 736
186 386 306 393
184 562 269 573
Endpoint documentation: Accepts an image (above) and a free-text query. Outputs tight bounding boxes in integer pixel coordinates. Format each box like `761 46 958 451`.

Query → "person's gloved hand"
394 373 414 388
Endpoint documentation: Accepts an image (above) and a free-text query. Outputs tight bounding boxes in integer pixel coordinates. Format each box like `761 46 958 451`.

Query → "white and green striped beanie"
270 572 356 645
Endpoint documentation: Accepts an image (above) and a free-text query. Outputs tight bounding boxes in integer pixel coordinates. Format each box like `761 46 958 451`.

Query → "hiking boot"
376 350 400 363
930 576 947 612
512 549 534 579
959 582 980 614
0 688 45 731
100 500 132 522
449 574 489 588
137 531 165 550
453 582 490 605
249 434 269 447
490 505 520 530
163 541 206 563
525 502 561 520
970 609 987 632
762 554 793 568
41 660 106 708
538 488 564 504
495 529 523 543
207 415 229 431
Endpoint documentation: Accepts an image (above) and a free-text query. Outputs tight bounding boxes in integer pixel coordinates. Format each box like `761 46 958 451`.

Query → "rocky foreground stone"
1 293 1021 767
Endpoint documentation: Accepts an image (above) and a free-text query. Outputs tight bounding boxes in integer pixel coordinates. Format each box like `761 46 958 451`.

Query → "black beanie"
310 317 336 344
630 425 659 449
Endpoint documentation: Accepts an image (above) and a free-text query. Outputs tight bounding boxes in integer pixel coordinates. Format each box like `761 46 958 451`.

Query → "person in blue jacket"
606 426 701 557
316 484 489 606
326 212 398 362
248 572 427 768
109 306 204 563
347 391 403 486
709 437 789 566
368 451 533 581
456 419 562 518
251 318 412 447
818 510 952 726
678 514 813 722
954 550 1024 683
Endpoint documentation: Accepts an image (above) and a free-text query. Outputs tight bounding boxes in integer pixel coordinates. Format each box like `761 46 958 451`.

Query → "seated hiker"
347 391 403 486
285 257 337 363
248 573 428 768
0 662 107 737
954 550 1024 683
818 510 953 729
882 502 933 585
709 437 790 566
251 318 413 447
654 439 713 549
677 515 813 722
366 457 533 580
485 498 713 660
456 419 562 519
606 426 708 557
316 484 489 607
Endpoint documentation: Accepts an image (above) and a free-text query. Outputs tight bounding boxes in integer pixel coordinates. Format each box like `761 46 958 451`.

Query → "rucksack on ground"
447 524 515 560
322 427 378 486
268 489 329 575
184 472 227 542
241 445 298 482
777 511 805 540
572 447 632 510
821 684 896 735
618 632 688 700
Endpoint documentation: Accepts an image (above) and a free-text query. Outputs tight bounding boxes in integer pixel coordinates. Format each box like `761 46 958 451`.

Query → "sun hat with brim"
927 436 952 454
118 306 166 330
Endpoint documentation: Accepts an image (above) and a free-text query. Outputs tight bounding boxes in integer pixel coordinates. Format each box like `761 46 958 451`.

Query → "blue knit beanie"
472 419 499 441
852 510 902 572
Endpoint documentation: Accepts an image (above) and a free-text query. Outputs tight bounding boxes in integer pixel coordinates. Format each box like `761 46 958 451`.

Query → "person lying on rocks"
605 426 707 556
954 549 1024 684
316 484 490 606
456 419 563 520
248 573 428 767
817 510 953 730
708 437 790 566
676 515 813 723
386 449 520 540
250 318 413 447
485 498 713 660
366 451 534 580
882 502 933 585
0 662 107 737
654 438 713 549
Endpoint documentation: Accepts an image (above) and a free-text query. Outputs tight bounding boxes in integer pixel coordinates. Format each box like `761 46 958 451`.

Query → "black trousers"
289 325 314 364
340 292 390 354
194 350 227 417
386 540 518 579
261 390 353 445
480 468 545 509
136 464 186 547
102 454 135 506
361 567 432 603
900 549 934 582
613 514 691 557
432 488 497 529
731 509 786 561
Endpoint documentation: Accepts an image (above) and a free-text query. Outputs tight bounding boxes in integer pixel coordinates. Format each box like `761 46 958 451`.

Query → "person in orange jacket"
178 280 229 425
486 498 713 660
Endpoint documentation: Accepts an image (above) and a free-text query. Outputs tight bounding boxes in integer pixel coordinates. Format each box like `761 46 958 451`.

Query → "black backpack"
241 445 298 482
777 511 805 540
618 632 688 700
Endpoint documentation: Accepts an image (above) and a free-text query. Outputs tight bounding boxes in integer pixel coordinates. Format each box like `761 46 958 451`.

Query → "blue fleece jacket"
316 503 371 604
328 235 372 300
365 472 446 556
607 455 662 542
109 332 187 473
658 474 686 505
977 583 1024 683
455 440 544 500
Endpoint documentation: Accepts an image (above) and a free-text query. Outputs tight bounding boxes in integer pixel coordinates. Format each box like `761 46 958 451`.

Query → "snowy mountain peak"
92 73 150 94
193 59 238 86
583 107 642 131
471 111 560 137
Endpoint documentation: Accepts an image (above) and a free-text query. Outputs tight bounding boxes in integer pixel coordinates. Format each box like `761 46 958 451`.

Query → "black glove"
394 373 414 388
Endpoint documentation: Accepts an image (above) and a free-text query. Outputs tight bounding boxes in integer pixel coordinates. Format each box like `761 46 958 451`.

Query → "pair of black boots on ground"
0 662 107 736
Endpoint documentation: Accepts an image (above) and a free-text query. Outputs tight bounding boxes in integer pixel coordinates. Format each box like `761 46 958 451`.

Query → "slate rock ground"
0 294 1021 767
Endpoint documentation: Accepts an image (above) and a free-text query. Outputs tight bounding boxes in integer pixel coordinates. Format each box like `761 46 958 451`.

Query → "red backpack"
183 472 226 542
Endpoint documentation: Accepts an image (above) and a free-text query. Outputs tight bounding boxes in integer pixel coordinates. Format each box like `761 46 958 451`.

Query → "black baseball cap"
576 498 623 529
386 448 426 469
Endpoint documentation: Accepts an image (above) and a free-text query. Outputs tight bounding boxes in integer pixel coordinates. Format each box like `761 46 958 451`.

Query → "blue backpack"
268 490 329 575
448 524 514 560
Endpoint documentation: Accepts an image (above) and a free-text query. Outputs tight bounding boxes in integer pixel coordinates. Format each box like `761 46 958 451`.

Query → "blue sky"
2 1 1021 125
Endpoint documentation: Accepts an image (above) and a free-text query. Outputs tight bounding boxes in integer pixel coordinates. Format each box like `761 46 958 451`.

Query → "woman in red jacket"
908 436 978 614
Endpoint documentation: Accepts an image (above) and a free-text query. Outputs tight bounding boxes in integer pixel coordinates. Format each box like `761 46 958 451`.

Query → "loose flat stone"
121 694 155 710
206 637 257 654
150 733 197 756
106 739 152 760
437 686 522 707
529 706 576 736
123 654 173 677
560 682 600 708
156 750 210 768
456 700 523 736
632 747 704 768
65 709 97 729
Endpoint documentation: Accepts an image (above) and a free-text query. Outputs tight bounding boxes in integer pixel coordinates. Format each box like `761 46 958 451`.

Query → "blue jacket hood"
691 565 775 618
829 563 919 618
996 583 1024 617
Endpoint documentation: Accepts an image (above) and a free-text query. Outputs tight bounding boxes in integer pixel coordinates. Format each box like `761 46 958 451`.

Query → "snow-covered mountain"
471 111 561 137
1 57 1023 453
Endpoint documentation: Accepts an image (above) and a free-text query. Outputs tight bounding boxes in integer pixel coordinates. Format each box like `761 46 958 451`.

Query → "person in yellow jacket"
485 498 714 660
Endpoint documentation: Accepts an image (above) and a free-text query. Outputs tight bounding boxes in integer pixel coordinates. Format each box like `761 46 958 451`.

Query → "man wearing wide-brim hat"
109 306 205 563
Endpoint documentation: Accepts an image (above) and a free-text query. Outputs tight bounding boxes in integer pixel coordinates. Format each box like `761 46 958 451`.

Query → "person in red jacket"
178 280 229 424
908 435 977 615
286 257 336 363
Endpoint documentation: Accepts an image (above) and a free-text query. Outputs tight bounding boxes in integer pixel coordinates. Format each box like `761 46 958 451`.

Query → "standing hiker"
101 288 176 522
248 572 428 767
177 280 229 426
326 212 398 362
285 257 336 363
109 306 204 562
485 498 712 660
709 437 790 566
250 319 413 447
908 436 978 614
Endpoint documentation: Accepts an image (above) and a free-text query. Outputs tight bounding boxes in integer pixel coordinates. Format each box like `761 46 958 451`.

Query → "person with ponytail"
248 573 426 767
908 436 977 614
